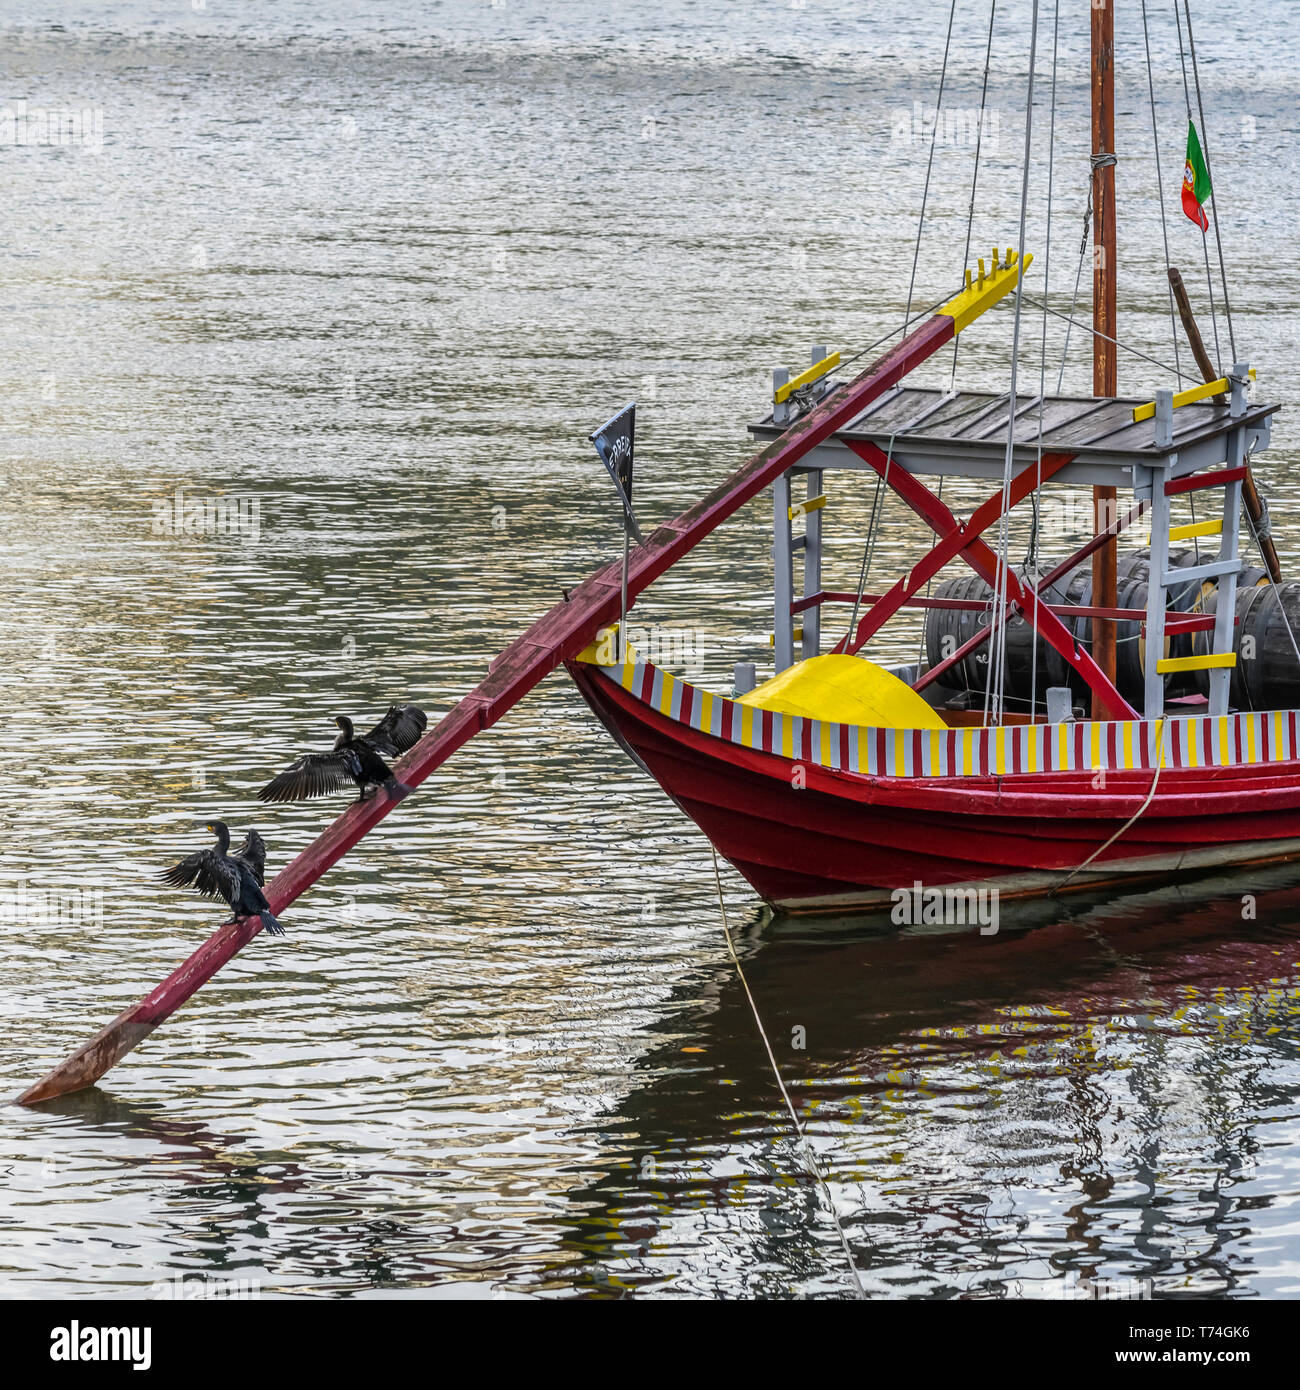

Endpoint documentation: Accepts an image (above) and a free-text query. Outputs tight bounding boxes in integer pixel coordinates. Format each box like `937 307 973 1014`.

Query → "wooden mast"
1090 0 1119 708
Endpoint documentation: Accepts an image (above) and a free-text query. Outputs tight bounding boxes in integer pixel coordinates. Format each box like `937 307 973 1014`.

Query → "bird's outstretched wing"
364 704 427 756
231 829 267 884
257 751 356 803
159 849 240 901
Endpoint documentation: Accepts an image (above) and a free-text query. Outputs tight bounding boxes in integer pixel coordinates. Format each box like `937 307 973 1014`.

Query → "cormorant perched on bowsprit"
160 821 284 936
256 704 427 805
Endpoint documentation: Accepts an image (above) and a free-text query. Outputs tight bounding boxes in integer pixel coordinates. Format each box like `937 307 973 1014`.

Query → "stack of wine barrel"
923 548 1300 712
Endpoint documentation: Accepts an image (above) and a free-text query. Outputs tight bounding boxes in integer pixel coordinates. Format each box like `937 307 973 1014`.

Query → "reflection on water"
2 1 1300 1299
7 870 1300 1300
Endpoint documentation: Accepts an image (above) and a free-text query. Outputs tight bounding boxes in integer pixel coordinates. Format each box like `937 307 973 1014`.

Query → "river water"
2 0 1299 1299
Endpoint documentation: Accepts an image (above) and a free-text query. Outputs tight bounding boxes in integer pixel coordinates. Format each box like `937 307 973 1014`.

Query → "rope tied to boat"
710 849 866 1299
788 383 826 417
1054 185 1092 393
1052 717 1166 895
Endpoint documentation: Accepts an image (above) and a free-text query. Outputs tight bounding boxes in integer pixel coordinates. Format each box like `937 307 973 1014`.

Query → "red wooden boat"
558 4 1294 918
560 235 1288 915
562 281 1290 913
568 651 1300 913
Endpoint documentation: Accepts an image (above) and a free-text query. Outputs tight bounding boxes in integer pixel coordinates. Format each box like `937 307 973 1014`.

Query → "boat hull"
567 660 1300 913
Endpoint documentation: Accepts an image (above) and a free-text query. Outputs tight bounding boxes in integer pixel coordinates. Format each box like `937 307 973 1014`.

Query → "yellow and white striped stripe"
589 658 1299 779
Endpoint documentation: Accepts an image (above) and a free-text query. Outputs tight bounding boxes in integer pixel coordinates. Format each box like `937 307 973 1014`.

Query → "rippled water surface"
3 0 1300 1299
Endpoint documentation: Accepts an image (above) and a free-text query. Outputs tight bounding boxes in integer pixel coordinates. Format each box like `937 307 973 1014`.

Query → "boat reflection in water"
546 865 1300 1299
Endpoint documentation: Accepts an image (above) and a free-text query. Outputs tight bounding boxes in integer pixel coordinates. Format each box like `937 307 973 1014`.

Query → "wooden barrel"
1195 577 1300 709
1053 553 1158 702
1126 548 1217 697
924 549 1223 706
924 573 996 695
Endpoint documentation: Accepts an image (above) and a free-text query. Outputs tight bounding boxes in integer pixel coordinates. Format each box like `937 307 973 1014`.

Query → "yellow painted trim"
1169 518 1223 542
774 352 841 404
788 494 827 520
769 628 805 645
939 248 1034 335
1133 368 1256 422
593 660 1300 780
1156 652 1236 674
575 624 622 666
819 722 833 768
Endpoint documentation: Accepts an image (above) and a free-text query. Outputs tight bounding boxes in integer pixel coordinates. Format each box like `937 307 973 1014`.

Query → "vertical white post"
800 346 827 661
773 368 790 427
1207 474 1241 716
802 468 822 660
619 520 630 664
1209 405 1248 717
773 471 795 673
1153 387 1175 451
1144 389 1177 722
1229 359 1250 419
1143 460 1171 722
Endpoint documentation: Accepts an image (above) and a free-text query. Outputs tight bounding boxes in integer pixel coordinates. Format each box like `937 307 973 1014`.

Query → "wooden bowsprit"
15 258 1029 1105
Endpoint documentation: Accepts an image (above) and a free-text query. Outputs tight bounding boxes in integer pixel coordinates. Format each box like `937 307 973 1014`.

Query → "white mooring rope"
1053 718 1167 894
710 849 866 1299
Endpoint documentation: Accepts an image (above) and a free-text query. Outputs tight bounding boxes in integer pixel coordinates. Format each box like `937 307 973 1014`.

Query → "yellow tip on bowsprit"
941 248 1034 335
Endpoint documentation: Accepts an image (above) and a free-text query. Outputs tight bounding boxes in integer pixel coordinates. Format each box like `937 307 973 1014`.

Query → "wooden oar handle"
1168 267 1281 584
1167 268 1226 405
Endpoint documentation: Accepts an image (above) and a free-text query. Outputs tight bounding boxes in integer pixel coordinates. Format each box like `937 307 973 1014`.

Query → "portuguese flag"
1181 120 1211 231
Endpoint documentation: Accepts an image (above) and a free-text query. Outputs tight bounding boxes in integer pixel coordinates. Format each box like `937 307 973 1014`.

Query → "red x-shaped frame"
834 438 1137 721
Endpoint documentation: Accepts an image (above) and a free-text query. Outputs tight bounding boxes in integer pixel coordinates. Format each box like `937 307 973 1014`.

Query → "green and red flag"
1181 120 1211 231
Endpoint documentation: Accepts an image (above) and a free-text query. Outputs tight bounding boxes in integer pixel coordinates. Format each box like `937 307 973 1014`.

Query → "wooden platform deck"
751 386 1280 484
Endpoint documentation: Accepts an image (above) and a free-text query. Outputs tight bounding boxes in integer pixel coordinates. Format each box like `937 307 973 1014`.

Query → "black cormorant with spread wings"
160 821 284 936
257 704 427 805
